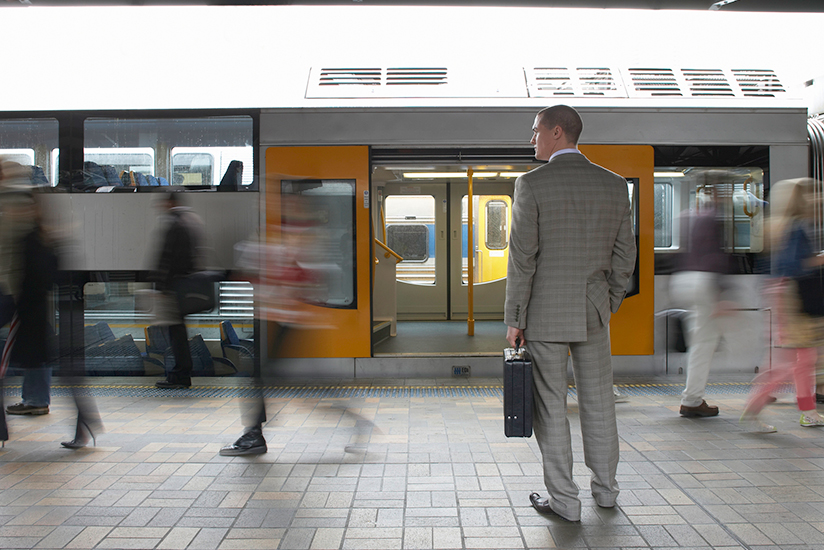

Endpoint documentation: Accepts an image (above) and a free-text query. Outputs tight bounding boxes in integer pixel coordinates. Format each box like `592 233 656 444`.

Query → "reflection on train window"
0 118 59 186
282 180 356 308
654 167 764 253
82 280 254 377
172 151 212 186
462 195 511 284
654 182 673 247
384 195 436 285
82 116 253 191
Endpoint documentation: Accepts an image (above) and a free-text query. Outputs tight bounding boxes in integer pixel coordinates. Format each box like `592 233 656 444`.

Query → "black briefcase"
503 344 533 437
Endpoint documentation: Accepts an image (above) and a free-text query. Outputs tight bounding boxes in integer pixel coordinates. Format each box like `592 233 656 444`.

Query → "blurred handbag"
795 268 824 317
0 292 14 328
173 270 225 316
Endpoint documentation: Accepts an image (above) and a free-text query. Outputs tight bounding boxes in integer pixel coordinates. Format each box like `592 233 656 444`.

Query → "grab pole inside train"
467 167 475 336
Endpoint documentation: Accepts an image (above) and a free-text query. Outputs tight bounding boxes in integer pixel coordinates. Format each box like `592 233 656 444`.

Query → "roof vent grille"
526 67 625 98
733 69 786 97
531 67 574 96
318 68 381 87
386 67 447 85
682 69 734 97
628 68 682 97
577 67 621 96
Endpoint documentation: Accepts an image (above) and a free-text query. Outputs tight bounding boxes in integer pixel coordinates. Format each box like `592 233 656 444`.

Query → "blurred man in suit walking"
505 105 636 521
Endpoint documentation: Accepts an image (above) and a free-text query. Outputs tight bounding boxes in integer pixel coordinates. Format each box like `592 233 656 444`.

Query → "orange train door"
580 145 654 356
264 146 371 358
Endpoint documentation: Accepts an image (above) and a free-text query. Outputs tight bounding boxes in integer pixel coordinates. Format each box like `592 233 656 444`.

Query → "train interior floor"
0 375 821 549
373 321 508 355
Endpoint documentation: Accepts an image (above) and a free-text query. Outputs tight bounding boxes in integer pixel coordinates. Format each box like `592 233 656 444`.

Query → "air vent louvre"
628 68 682 97
386 67 447 85
318 68 381 86
682 69 734 97
526 67 625 98
532 67 574 95
733 69 786 97
577 67 620 96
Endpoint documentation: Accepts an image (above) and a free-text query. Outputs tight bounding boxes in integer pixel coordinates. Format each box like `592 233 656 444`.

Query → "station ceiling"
3 0 824 10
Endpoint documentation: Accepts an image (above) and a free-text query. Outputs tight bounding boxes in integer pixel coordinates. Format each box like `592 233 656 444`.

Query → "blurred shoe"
613 386 629 403
219 429 267 456
6 403 48 415
816 393 824 404
800 413 824 427
739 412 776 433
679 400 719 417
155 379 191 389
61 421 96 449
766 395 778 403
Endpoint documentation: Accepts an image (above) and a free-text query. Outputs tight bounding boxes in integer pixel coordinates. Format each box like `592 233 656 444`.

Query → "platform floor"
0 375 821 549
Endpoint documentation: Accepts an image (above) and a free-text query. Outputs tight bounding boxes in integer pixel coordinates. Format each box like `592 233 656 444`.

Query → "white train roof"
2 5 822 112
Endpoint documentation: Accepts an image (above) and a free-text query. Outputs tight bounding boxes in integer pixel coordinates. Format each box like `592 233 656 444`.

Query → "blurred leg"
21 366 50 407
794 347 816 411
167 323 192 382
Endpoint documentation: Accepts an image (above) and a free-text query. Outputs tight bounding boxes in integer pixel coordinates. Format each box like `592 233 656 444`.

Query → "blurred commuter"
220 192 320 456
152 192 206 389
741 178 824 431
670 173 734 418
0 162 58 417
504 105 636 522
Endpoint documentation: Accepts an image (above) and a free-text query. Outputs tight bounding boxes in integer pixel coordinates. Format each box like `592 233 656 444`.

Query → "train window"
462 195 512 284
82 279 255 377
172 151 212 186
654 182 673 247
282 179 356 308
0 118 58 186
485 200 509 250
83 116 253 190
387 225 430 262
654 167 764 254
384 195 436 285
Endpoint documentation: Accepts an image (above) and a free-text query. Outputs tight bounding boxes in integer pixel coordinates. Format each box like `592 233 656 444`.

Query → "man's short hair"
537 105 584 145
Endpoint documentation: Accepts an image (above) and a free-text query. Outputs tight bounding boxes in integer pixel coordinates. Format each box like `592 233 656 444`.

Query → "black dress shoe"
529 492 580 522
219 429 267 456
156 379 191 389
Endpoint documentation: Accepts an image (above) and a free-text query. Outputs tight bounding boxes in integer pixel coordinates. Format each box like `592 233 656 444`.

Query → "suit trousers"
528 301 619 521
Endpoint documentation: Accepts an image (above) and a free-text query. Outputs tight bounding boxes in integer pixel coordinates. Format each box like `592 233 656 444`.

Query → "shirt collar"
548 148 581 162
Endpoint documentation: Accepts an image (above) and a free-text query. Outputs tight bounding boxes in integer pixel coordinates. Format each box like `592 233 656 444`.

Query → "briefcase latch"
504 347 526 361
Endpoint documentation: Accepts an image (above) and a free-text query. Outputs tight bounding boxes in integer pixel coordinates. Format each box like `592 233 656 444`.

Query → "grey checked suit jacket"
504 152 636 342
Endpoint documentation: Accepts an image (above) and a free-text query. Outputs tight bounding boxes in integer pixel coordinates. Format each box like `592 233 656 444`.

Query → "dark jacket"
153 209 198 292
12 226 58 367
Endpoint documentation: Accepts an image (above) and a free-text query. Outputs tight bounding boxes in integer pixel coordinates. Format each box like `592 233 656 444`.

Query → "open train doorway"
371 159 537 356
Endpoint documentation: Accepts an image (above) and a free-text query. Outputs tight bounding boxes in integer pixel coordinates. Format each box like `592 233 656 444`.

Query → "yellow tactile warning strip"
1 382 788 398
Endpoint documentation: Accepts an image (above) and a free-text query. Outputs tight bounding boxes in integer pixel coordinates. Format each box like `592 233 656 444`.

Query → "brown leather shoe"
679 400 719 417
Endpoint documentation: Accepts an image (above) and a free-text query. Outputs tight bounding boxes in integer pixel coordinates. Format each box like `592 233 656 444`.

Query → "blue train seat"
219 320 254 363
31 165 49 186
101 165 122 186
133 172 149 186
158 177 170 186
83 161 107 188
85 321 115 348
146 175 160 186
146 325 238 377
85 334 163 376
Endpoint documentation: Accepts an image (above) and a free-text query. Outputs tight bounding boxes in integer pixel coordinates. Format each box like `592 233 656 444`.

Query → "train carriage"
0 5 816 380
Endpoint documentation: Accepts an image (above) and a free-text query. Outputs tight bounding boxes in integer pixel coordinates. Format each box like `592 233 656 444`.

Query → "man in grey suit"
505 105 636 522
